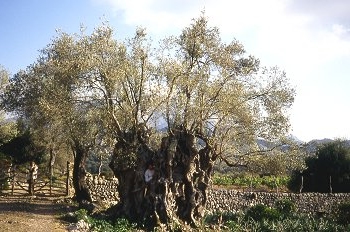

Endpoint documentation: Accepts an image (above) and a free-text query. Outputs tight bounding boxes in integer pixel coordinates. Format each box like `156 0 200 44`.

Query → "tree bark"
109 126 215 228
49 147 55 196
109 134 154 222
72 140 92 204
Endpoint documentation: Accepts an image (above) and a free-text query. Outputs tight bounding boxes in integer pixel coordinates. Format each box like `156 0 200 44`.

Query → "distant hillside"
303 138 350 154
256 135 350 154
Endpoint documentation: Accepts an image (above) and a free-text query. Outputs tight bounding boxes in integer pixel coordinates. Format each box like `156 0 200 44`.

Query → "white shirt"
144 169 155 183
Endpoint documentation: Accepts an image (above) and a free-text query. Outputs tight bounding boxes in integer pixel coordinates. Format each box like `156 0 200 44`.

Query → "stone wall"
85 174 119 202
85 175 350 214
206 189 350 214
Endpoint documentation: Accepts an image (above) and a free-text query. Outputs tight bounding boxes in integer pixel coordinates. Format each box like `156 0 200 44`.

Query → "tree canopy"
2 15 295 227
0 129 45 164
288 140 350 193
0 66 17 146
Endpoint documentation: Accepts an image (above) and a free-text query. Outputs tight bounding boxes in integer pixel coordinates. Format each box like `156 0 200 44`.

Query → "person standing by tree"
144 162 155 183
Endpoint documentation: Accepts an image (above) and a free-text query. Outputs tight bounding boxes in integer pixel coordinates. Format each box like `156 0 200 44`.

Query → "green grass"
213 174 290 191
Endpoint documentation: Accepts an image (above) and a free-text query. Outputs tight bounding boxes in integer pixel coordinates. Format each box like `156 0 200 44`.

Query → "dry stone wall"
85 176 350 214
85 174 119 202
206 189 350 214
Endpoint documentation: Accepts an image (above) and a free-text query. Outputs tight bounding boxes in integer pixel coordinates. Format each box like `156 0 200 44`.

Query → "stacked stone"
85 174 119 202
205 190 350 215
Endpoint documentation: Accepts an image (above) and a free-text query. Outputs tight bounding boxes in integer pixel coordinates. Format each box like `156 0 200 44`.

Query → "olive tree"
81 17 294 226
2 33 104 203
134 17 295 226
3 16 295 227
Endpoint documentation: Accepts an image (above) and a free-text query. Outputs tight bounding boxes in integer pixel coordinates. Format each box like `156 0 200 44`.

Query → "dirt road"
0 195 76 232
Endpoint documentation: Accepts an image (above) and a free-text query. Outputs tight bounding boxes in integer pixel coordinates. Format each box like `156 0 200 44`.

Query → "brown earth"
0 195 77 232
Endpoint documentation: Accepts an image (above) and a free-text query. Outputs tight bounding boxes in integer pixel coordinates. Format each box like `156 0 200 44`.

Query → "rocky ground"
0 195 77 232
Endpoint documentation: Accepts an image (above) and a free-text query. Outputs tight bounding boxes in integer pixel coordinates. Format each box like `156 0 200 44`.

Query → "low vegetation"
213 173 290 191
65 200 350 231
206 200 350 231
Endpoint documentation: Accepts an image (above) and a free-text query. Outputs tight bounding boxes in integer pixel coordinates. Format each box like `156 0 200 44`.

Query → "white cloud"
332 24 350 36
287 0 350 27
94 0 293 35
95 0 350 66
92 0 201 34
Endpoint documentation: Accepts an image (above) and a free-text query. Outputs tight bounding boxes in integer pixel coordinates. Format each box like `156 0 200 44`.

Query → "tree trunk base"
109 128 215 229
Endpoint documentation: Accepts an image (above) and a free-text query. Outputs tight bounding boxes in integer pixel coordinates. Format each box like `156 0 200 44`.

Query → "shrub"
289 140 350 193
275 199 296 217
0 176 9 191
245 204 280 221
90 219 115 232
113 218 136 232
67 209 136 232
204 211 237 225
336 202 350 225
74 208 89 222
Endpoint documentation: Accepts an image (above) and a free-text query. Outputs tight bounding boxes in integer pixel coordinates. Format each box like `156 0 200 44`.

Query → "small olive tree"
2 34 103 203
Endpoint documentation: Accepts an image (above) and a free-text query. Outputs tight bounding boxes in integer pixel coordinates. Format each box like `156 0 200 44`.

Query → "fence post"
11 177 15 195
49 164 53 196
66 161 70 196
28 161 38 196
299 174 304 194
11 166 15 195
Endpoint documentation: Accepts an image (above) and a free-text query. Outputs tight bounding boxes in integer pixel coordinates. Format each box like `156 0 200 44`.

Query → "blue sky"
1 0 349 142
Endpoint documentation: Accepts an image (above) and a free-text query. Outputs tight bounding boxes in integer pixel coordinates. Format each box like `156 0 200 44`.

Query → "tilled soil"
0 195 76 232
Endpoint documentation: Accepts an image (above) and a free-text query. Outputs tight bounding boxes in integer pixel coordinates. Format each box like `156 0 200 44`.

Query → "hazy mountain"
287 134 304 144
256 135 350 154
302 138 350 153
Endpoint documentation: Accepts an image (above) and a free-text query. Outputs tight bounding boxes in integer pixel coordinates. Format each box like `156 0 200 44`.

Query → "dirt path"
0 195 76 232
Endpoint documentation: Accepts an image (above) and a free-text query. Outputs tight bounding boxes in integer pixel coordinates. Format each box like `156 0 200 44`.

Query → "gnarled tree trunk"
109 130 155 222
109 126 216 228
